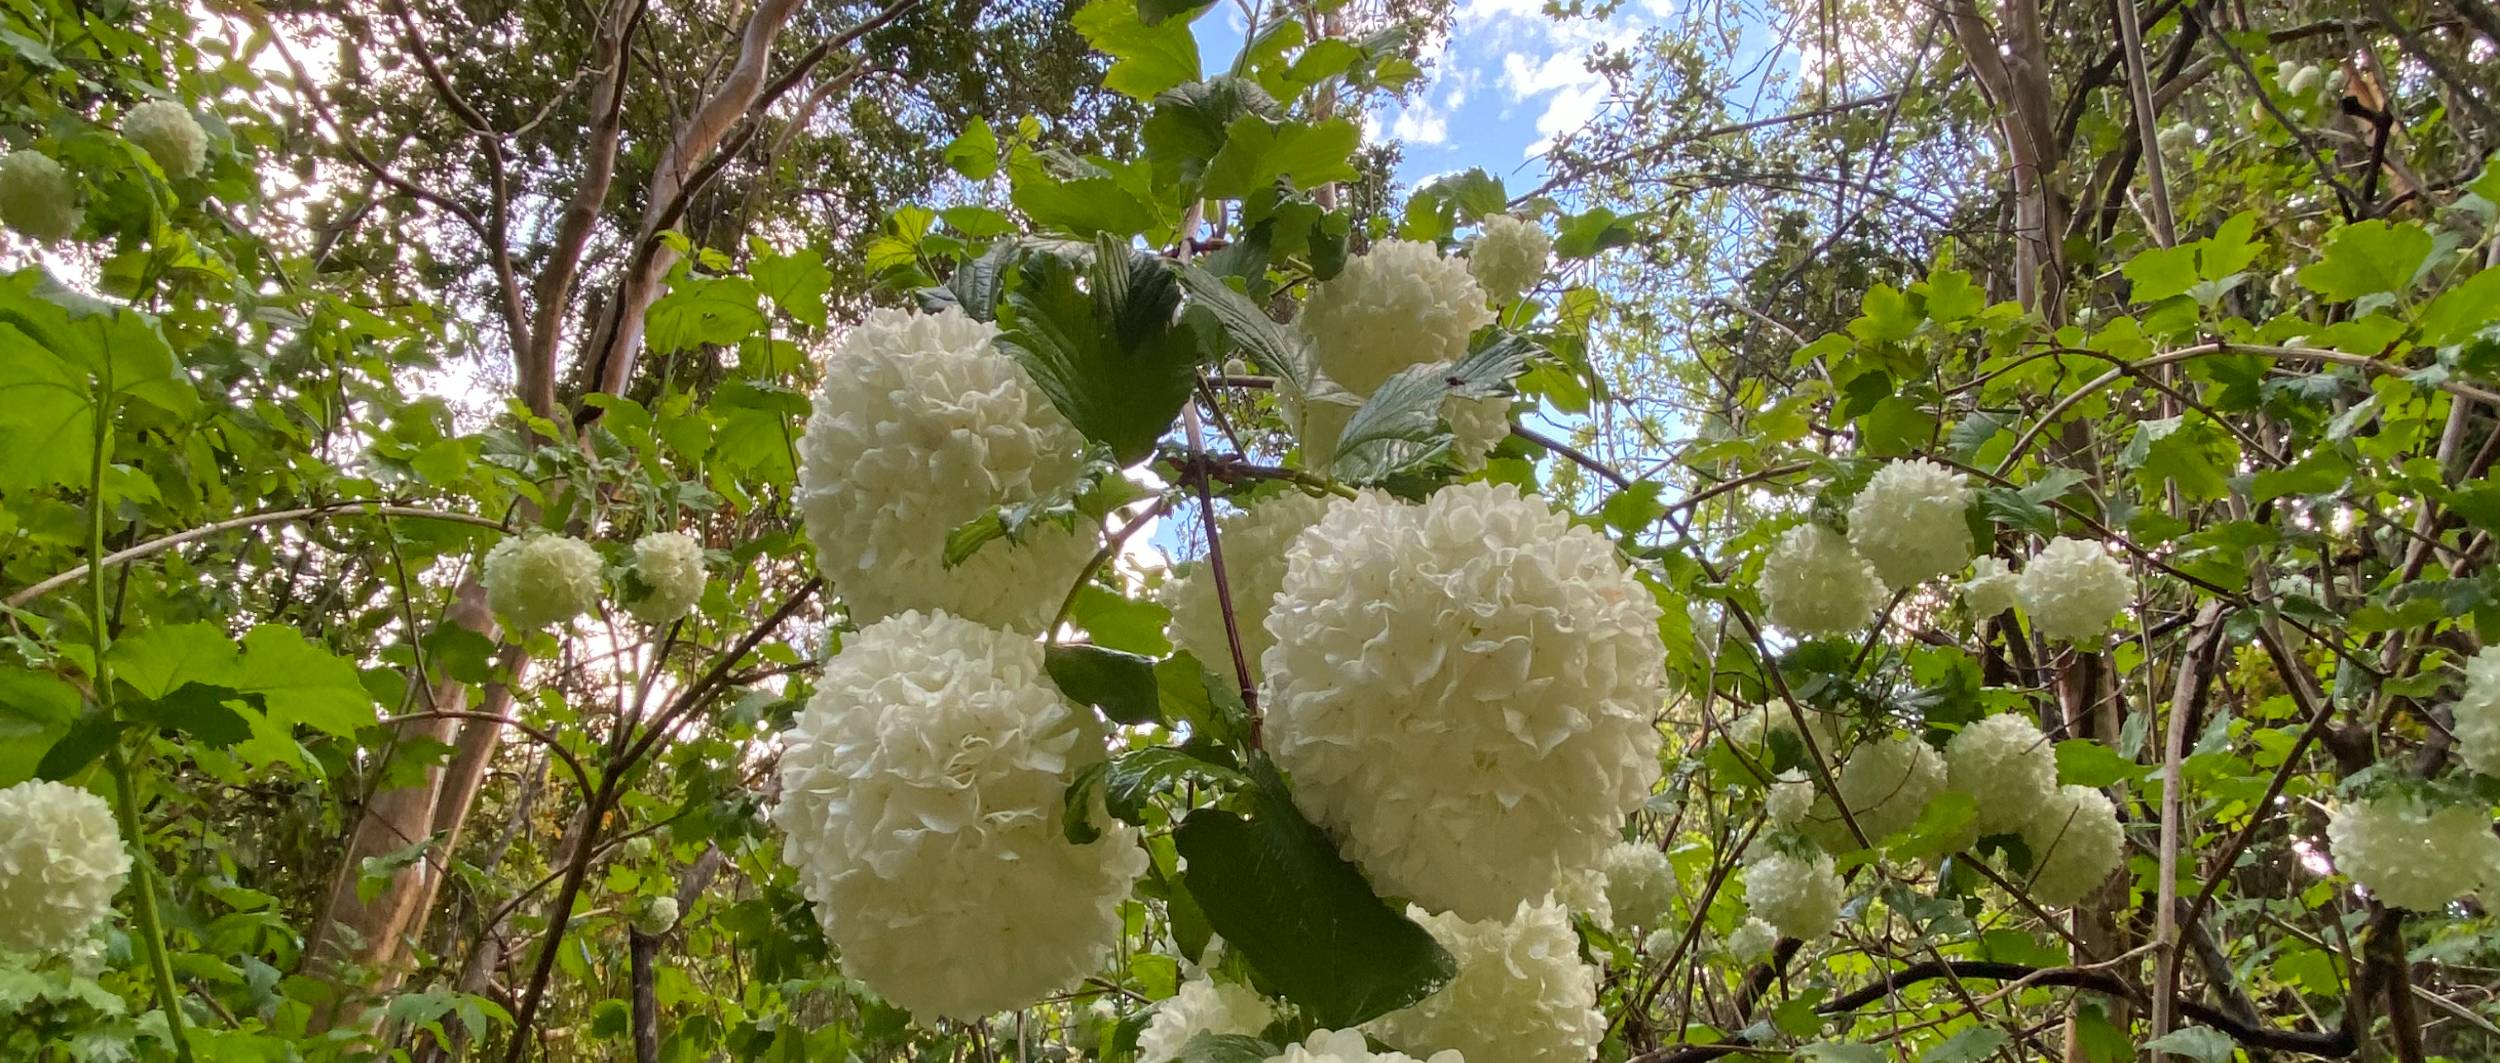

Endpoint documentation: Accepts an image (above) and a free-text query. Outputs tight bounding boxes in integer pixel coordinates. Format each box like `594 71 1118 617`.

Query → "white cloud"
1393 97 1451 145
1500 50 1609 154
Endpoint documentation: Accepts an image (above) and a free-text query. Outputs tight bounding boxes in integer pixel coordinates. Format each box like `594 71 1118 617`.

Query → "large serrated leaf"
997 238 1204 464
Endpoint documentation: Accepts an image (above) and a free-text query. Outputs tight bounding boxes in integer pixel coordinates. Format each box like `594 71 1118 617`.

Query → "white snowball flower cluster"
1164 492 1335 680
1370 900 1603 1063
1268 1029 1463 1063
1294 240 1507 471
771 611 1147 1020
0 780 131 956
1465 214 1553 305
2448 648 2500 778
1599 842 1679 932
1845 460 1974 589
1946 714 2059 836
1742 848 1844 940
1799 734 1949 850
1264 484 1667 920
122 100 207 178
1724 917 1778 963
1137 979 1276 1063
2016 537 2133 642
1765 772 1814 827
2019 785 2126 905
1550 867 1613 930
623 531 706 624
1437 391 1514 473
1964 556 2021 618
796 307 1098 633
483 533 604 629
1640 927 1677 960
0 150 78 242
2326 793 2500 911
1302 239 1493 393
1758 524 1888 637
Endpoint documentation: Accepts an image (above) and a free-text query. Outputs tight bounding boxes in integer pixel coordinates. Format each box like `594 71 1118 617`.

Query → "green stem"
88 377 194 1061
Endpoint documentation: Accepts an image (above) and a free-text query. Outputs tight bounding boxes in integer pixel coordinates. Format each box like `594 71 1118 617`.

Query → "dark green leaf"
1047 644 1163 725
1176 758 1454 1027
997 240 1204 464
2141 1026 2235 1063
36 714 122 781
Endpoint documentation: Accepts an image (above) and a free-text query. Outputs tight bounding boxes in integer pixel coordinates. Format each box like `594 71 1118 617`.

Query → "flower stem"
88 373 194 1061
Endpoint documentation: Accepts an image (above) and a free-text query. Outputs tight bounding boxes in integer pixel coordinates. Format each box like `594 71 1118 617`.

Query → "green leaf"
2122 243 2200 304
1009 153 1165 238
122 682 261 748
1798 1044 1885 1063
1176 758 1454 1027
36 715 122 781
0 321 98 489
1157 652 1250 747
0 669 80 736
0 271 195 418
1888 791 1979 863
1422 169 1507 221
1599 481 1668 536
1143 78 1283 192
645 275 764 354
2141 1025 2235 1063
2417 265 2500 346
2295 219 2432 300
996 239 1204 464
105 622 238 700
1074 585 1174 655
1199 116 1359 200
2250 449 2350 503
1074 0 1203 100
1551 206 1646 259
1047 644 1163 725
1329 336 1530 481
235 625 380 738
2056 739 2149 787
1919 1027 2010 1063
1101 747 1247 824
943 117 1000 180
1849 284 1920 343
1176 265 1319 393
753 247 832 329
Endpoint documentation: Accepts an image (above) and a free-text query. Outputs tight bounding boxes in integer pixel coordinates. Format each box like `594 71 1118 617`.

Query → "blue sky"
1191 0 1686 188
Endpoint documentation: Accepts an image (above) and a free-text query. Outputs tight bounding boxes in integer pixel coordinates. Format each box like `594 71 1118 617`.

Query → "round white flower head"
1269 1029 1463 1063
1757 524 1888 637
1264 483 1667 919
1550 867 1613 931
1440 392 1512 472
0 150 79 242
2448 647 2500 778
1724 917 1778 963
1165 492 1335 681
483 533 604 629
796 307 1099 633
1765 771 1815 828
1301 239 1494 394
771 611 1148 1020
1465 214 1553 305
1137 979 1277 1063
2016 537 2133 643
631 895 681 935
1946 714 2059 836
1640 927 1677 960
0 780 131 956
1964 556 2022 618
1846 460 1974 590
1599 841 1679 933
122 100 207 178
2326 793 2500 911
1742 848 1843 940
2018 784 2126 906
1799 735 1949 851
1370 900 1603 1063
623 531 706 624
